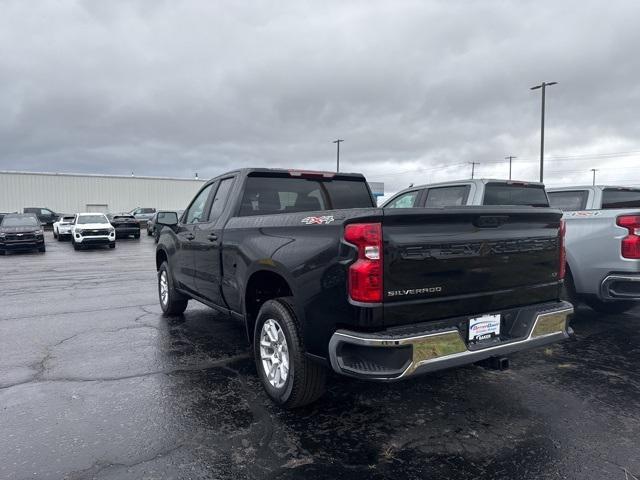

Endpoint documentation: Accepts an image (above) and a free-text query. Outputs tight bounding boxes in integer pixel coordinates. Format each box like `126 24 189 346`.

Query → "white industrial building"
0 171 205 214
0 171 385 213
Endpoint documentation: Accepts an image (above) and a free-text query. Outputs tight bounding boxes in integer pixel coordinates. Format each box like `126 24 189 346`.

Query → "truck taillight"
344 223 383 303
617 215 640 259
558 219 566 280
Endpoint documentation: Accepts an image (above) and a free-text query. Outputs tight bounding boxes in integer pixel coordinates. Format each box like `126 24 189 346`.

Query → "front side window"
385 191 420 209
185 184 214 223
425 186 470 207
547 191 589 211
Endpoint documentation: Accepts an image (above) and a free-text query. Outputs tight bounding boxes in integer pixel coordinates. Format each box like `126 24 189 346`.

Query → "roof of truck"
547 185 640 191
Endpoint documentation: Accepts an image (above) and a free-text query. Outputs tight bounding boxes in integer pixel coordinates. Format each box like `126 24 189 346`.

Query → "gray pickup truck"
547 186 640 313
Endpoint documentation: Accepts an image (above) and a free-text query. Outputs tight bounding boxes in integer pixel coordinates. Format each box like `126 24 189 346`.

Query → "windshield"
1 216 39 227
483 183 549 207
77 215 108 224
239 175 374 216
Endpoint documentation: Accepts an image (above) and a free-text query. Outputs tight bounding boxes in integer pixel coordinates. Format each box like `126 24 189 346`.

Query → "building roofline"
0 170 206 182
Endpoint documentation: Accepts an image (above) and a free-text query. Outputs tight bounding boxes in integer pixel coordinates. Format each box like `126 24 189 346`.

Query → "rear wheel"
158 261 188 316
586 298 636 314
254 298 326 408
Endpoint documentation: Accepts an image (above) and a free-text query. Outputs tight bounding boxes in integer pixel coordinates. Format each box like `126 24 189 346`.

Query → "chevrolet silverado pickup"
155 169 572 408
547 185 640 313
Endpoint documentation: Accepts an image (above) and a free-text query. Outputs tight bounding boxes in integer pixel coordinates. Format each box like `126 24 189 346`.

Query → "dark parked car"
155 168 573 408
23 207 59 226
0 213 46 255
107 213 141 239
129 207 156 224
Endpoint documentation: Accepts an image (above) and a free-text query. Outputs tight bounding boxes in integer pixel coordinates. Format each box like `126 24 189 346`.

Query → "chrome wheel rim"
159 271 169 307
260 319 289 389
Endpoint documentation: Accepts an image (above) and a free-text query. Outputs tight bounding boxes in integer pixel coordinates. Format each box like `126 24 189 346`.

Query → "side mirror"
156 211 178 227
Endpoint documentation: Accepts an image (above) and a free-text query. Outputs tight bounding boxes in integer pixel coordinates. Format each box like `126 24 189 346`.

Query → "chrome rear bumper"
328 302 574 381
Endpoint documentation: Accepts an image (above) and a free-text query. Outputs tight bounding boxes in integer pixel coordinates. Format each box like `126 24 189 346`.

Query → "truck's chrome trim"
329 304 574 380
600 274 640 300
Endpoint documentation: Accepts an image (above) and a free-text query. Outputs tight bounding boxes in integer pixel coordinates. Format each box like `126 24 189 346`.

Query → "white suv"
71 213 116 250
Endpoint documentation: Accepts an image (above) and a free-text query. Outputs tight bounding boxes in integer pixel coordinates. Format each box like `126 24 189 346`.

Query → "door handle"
207 233 218 242
183 233 195 241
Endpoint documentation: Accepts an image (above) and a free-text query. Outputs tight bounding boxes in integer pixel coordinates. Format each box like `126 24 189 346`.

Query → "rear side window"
385 191 420 209
548 191 589 211
208 177 235 221
239 175 374 216
601 188 640 209
483 183 549 207
425 185 470 207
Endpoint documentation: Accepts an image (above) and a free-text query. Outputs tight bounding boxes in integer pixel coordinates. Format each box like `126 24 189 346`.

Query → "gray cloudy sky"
1 0 640 196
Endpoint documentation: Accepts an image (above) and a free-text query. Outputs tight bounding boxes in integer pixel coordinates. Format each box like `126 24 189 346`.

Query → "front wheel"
254 298 326 408
158 261 188 316
586 298 636 314
38 246 46 253
109 242 116 249
53 230 58 239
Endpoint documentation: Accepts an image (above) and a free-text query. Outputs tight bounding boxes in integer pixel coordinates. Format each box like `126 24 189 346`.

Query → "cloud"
1 0 639 196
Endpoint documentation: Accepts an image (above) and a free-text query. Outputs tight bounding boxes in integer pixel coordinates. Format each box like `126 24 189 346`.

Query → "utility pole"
333 139 344 172
530 81 558 183
591 168 598 186
469 162 480 179
505 155 517 180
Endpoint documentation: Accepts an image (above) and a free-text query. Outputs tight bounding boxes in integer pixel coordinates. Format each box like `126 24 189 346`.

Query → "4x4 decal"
301 215 335 225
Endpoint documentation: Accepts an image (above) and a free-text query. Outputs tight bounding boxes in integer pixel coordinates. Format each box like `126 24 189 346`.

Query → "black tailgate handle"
474 215 509 228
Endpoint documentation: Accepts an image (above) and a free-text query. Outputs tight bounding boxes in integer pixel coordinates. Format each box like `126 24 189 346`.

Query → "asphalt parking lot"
1 232 639 480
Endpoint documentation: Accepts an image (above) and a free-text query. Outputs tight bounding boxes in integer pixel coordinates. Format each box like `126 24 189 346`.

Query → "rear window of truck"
239 175 374 216
483 183 549 207
547 190 589 211
601 188 640 209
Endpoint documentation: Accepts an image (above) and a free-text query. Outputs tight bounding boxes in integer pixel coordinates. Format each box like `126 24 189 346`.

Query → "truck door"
174 183 215 294
192 176 236 307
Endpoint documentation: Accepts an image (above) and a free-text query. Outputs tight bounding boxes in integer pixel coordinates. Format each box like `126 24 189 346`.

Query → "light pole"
469 162 480 179
505 155 517 180
530 81 557 183
591 168 598 186
333 139 344 172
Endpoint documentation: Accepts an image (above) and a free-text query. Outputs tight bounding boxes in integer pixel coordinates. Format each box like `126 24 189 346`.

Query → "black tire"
109 242 116 249
38 246 46 253
73 240 81 251
134 233 140 239
585 298 636 314
253 298 326 408
561 268 580 306
0 250 5 256
53 230 58 239
57 234 63 242
158 261 188 316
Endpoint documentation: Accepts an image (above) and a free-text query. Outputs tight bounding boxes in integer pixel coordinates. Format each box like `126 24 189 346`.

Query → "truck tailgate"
382 207 563 326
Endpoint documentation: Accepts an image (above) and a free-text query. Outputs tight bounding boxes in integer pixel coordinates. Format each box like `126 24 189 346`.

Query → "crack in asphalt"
0 302 158 322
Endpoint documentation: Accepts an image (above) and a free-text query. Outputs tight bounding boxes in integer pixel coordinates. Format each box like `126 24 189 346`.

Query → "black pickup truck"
155 168 573 408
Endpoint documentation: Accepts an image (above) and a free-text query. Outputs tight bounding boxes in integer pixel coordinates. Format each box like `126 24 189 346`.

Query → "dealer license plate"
468 314 501 343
